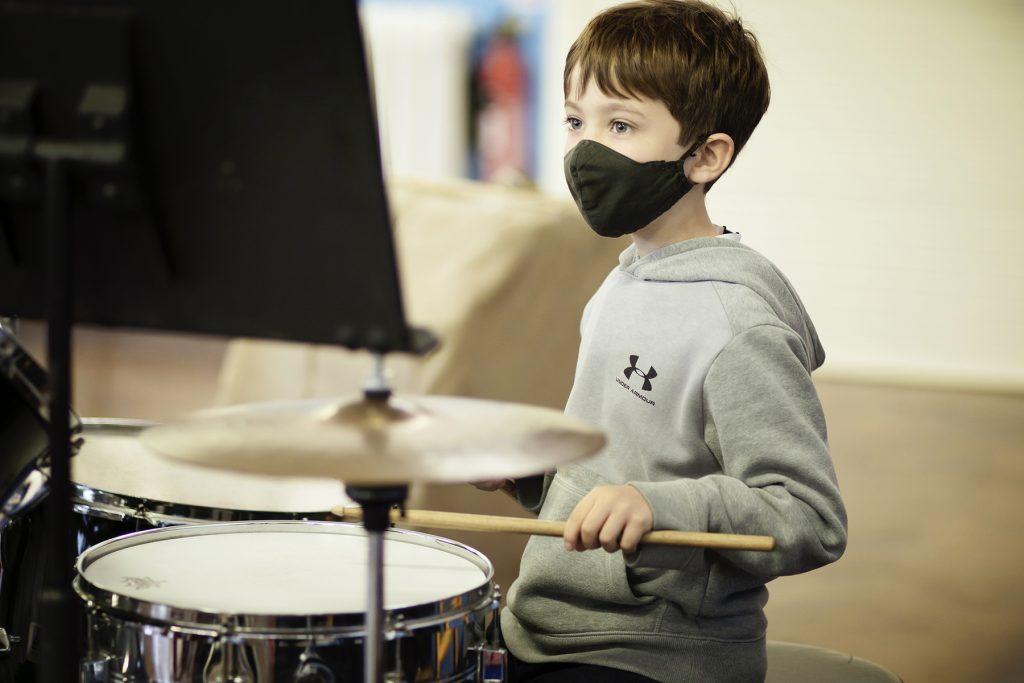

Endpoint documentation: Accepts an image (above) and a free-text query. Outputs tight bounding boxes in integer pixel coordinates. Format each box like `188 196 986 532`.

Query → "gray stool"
766 641 903 683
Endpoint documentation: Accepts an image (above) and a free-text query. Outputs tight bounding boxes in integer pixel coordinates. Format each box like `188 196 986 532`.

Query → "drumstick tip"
333 505 360 519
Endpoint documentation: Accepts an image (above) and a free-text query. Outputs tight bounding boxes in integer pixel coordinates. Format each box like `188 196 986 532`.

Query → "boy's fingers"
578 502 612 551
599 508 630 553
598 526 623 553
563 494 595 551
564 486 654 553
471 479 506 491
619 520 647 554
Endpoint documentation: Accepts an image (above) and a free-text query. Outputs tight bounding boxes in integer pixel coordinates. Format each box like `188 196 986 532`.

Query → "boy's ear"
687 133 735 186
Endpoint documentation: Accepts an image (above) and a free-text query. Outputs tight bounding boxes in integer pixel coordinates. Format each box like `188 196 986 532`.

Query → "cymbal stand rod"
346 485 408 683
366 525 385 683
363 353 391 401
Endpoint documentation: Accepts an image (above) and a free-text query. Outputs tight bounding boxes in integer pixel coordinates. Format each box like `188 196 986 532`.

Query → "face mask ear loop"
679 133 710 184
687 133 711 157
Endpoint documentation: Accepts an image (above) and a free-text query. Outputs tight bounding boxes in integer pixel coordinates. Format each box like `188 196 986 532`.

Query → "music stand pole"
33 140 120 682
39 154 77 683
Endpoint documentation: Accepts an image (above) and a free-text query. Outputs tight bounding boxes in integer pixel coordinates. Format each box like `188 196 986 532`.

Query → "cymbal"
141 394 606 485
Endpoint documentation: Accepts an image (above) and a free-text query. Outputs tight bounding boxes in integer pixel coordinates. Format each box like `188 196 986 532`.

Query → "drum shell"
83 607 493 683
75 521 498 683
71 418 347 551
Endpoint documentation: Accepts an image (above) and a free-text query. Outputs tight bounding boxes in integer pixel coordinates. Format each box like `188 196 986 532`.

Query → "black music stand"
0 2 432 681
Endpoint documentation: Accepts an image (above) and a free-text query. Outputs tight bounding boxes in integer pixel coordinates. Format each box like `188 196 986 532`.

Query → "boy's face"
564 69 687 164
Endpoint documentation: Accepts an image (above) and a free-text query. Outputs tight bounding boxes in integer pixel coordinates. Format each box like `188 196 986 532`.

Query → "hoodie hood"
618 237 826 371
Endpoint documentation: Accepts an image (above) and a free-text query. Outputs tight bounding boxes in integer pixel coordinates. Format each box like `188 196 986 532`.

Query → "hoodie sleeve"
630 323 847 578
510 473 553 514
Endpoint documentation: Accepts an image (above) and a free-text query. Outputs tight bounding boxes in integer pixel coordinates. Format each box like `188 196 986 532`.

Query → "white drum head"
78 522 489 615
73 420 349 513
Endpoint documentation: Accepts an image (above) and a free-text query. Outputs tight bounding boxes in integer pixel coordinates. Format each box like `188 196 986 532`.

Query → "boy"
477 1 847 682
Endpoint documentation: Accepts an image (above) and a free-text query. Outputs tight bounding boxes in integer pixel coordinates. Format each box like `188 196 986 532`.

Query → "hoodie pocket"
510 469 671 634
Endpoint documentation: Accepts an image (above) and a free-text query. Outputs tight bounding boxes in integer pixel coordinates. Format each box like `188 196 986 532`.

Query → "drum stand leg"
345 485 408 683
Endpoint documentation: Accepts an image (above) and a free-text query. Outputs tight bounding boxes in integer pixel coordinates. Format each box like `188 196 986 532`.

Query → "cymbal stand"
347 355 406 683
345 483 407 683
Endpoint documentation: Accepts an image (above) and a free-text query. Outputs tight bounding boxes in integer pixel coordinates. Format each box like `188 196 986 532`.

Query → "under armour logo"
624 355 657 391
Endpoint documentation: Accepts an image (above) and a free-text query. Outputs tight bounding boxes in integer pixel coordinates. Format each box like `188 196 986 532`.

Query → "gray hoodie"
502 237 848 683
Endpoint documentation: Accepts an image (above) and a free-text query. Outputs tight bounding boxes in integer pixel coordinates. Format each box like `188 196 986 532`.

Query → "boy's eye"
612 121 632 134
564 116 582 130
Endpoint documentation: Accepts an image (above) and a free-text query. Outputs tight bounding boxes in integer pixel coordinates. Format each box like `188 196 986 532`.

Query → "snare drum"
75 521 499 683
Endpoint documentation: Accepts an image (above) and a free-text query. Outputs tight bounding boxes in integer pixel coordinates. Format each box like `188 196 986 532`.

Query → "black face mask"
563 137 706 238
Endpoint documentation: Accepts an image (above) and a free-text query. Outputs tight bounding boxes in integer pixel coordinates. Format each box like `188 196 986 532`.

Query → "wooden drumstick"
332 506 775 552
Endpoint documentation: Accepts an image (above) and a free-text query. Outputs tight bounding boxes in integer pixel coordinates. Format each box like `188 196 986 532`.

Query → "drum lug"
382 615 411 683
72 502 127 522
474 585 507 682
79 655 113 683
473 644 508 683
203 639 256 683
293 649 334 683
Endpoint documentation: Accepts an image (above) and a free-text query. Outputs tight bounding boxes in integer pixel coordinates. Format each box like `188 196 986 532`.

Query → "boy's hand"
471 479 508 492
564 485 653 554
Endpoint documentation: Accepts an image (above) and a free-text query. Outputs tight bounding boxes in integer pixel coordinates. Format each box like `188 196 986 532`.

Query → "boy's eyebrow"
564 99 649 118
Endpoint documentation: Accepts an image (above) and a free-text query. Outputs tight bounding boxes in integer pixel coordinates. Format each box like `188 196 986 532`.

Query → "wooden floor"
11 323 1024 683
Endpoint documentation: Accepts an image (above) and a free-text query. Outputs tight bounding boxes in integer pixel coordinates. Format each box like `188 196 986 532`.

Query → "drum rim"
73 419 336 522
74 519 496 637
71 483 336 524
79 416 155 434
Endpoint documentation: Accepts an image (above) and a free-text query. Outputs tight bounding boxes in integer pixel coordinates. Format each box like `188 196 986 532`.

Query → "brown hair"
564 0 770 187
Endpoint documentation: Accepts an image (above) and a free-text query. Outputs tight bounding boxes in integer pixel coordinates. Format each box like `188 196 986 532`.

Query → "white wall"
537 0 1024 392
361 4 473 180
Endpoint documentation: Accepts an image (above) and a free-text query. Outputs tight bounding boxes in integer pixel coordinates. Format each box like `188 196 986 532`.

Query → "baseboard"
815 361 1024 396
